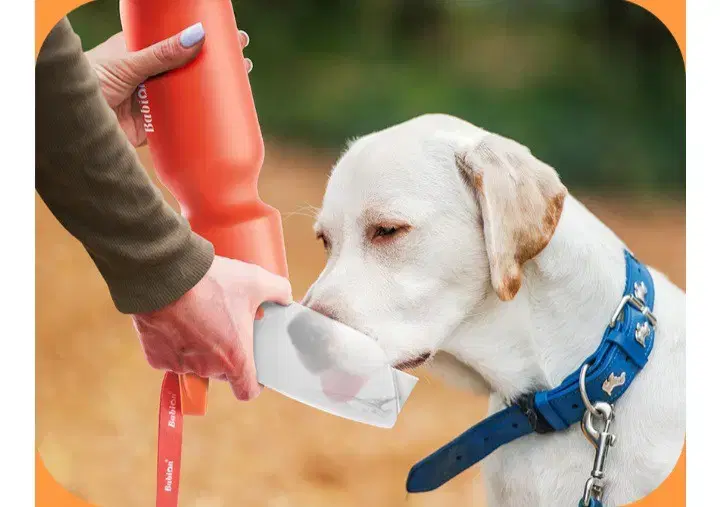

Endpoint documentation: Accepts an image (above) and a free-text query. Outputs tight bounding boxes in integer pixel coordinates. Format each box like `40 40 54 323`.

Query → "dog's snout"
301 281 344 322
308 303 339 322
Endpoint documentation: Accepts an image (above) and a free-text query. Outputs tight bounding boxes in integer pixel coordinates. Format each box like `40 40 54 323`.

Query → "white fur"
302 114 685 506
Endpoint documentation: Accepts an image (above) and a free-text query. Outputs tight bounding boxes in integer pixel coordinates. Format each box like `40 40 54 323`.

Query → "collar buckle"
516 393 555 434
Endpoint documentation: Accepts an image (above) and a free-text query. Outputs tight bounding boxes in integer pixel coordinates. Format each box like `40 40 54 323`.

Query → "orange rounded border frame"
34 0 686 505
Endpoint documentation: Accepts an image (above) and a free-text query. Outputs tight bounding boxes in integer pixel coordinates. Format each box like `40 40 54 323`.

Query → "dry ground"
36 143 685 507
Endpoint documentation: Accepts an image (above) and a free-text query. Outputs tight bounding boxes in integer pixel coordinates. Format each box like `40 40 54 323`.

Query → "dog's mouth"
393 352 432 371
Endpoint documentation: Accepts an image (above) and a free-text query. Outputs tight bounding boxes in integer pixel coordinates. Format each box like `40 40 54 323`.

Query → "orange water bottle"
120 0 289 416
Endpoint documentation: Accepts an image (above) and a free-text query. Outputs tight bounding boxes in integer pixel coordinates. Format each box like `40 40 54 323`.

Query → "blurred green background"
68 0 685 194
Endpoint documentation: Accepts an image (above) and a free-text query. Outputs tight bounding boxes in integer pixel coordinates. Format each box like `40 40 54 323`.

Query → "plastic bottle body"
120 0 287 276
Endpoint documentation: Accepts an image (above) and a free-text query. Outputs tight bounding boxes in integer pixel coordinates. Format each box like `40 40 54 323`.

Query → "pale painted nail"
180 22 205 48
239 30 250 47
245 58 253 73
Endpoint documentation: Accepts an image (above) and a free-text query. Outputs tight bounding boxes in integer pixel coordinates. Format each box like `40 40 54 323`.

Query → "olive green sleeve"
35 17 214 314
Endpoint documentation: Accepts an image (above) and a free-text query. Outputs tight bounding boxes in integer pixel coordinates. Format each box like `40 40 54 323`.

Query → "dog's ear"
455 133 567 301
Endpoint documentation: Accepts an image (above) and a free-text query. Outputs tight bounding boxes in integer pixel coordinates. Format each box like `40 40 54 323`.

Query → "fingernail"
239 30 250 47
245 58 253 73
180 22 205 48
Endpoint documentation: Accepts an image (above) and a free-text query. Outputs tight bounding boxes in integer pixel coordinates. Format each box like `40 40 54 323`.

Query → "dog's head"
302 114 567 370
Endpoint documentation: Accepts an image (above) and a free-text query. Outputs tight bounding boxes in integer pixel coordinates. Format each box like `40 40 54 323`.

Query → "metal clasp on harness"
579 365 617 507
609 284 656 328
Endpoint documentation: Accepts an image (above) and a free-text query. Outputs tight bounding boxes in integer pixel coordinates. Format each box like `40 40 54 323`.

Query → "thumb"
126 22 206 82
251 268 293 307
225 344 262 401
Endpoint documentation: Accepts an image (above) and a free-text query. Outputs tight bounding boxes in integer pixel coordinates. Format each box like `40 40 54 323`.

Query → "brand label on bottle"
137 83 154 133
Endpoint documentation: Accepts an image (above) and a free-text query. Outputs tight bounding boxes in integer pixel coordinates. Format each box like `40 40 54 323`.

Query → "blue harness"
406 250 656 507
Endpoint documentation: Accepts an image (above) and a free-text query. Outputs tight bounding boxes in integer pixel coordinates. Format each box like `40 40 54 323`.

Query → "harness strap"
156 372 183 507
407 250 656 494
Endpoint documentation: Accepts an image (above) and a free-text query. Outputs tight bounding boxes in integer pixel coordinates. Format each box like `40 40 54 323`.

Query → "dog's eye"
375 226 398 238
370 223 410 244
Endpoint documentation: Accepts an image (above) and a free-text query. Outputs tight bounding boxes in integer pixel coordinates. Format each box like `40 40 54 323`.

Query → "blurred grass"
68 0 684 194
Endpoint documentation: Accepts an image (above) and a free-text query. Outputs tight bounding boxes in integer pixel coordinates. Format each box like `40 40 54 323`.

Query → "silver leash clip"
579 365 617 507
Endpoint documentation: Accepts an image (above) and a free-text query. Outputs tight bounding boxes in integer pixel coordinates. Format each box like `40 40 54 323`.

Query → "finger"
145 353 166 371
213 371 264 389
135 326 188 373
185 358 226 379
227 375 263 401
169 364 192 375
131 111 148 147
145 352 190 375
170 348 193 374
225 346 262 401
184 349 234 379
126 22 206 83
250 268 293 306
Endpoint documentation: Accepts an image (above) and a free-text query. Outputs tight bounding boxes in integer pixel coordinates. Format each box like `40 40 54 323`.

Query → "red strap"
156 372 183 507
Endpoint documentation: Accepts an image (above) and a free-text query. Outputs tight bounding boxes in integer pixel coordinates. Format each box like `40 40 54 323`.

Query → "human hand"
85 23 252 147
132 256 292 400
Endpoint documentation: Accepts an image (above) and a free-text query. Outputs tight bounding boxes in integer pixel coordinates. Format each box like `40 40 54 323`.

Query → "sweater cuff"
106 233 215 314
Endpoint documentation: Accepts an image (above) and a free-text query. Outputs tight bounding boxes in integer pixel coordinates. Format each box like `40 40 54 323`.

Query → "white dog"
301 114 685 506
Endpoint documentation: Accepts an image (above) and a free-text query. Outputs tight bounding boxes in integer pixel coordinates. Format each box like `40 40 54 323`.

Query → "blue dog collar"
406 250 656 494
